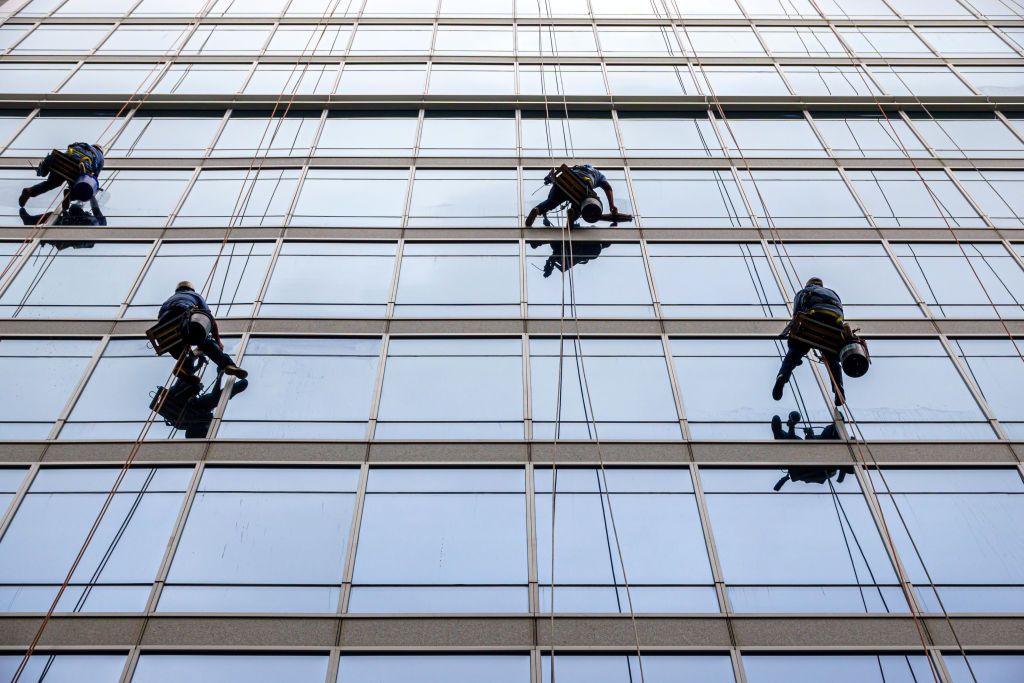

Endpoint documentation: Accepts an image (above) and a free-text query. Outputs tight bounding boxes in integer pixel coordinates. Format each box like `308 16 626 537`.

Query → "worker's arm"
597 179 618 215
89 196 107 226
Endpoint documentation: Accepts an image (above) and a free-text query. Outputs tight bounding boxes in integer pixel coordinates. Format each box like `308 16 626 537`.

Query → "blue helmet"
70 174 98 201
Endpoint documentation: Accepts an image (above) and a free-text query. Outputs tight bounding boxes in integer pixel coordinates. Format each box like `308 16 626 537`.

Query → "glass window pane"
207 0 289 16
517 0 589 16
521 112 618 157
110 114 222 157
649 242 786 318
955 170 1024 227
702 468 905 613
759 26 846 57
954 339 1024 438
630 169 750 227
741 0 818 16
315 113 418 157
960 66 1024 96
3 112 124 157
56 0 135 13
606 65 701 96
96 170 192 227
772 242 921 318
0 63 74 94
0 466 189 612
0 242 149 318
597 26 683 56
837 27 933 56
155 64 251 95
350 468 527 612
349 25 433 54
291 169 408 227
541 655 735 683
526 242 653 318
869 66 972 96
219 337 381 439
160 468 357 612
0 655 126 682
394 242 519 318
782 65 882 97
888 0 976 17
336 64 426 95
920 27 1017 56
745 655 933 683
520 65 608 96
174 169 300 227
617 113 721 157
741 170 869 227
182 25 273 55
682 26 766 56
536 467 716 612
718 115 826 157
894 243 1024 318
420 113 516 156
127 241 273 319
265 25 352 55
0 338 97 439
338 655 529 682
819 0 898 17
945 654 1024 683
376 339 523 439
61 63 163 95
531 339 680 439
517 25 597 55
873 468 1024 612
97 24 189 54
132 0 214 15
441 0 512 13
210 112 320 157
245 64 339 95
14 25 114 54
362 0 437 16
699 66 790 96
132 655 329 683
848 170 984 228
262 242 396 317
428 65 516 95
435 26 514 54
672 339 834 439
408 169 518 227
912 116 1024 158
813 113 926 158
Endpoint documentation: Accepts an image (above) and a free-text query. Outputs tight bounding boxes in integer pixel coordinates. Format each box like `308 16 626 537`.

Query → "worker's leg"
19 174 64 206
773 340 809 400
823 351 845 405
196 337 247 378
526 187 569 226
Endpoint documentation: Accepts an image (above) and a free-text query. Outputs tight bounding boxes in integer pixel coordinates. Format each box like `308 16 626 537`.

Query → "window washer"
772 277 846 406
20 196 106 227
18 142 104 213
152 368 248 439
529 239 610 278
525 163 622 228
773 465 854 491
158 281 247 379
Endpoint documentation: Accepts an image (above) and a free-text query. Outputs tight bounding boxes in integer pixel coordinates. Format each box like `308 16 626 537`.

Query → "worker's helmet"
176 280 195 291
69 174 98 202
806 277 824 288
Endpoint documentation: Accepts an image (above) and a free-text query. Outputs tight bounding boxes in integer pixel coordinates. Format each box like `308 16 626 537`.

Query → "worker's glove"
35 160 49 177
543 170 555 185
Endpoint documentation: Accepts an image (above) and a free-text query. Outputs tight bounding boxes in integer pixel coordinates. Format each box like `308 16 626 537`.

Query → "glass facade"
0 0 1021 680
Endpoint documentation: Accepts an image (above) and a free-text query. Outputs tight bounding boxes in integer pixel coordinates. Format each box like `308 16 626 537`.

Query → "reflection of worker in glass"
526 164 618 228
19 142 104 213
20 197 106 227
773 464 854 491
773 277 845 406
771 410 841 441
159 281 247 378
530 240 610 278
153 368 248 439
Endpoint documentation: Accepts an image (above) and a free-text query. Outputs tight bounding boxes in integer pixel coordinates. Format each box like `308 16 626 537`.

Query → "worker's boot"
224 364 248 379
833 390 844 407
525 208 539 227
772 373 788 401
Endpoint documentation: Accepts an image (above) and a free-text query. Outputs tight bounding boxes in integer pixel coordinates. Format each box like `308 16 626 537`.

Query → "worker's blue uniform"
778 284 845 395
24 143 105 201
159 288 237 372
534 164 608 215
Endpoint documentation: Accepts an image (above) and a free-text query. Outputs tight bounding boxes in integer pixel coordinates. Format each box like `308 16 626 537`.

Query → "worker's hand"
609 204 619 216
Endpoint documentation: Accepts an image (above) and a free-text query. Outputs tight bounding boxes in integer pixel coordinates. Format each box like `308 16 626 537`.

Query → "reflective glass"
0 242 149 318
60 63 162 95
541 655 735 683
132 0 212 15
350 468 528 612
919 27 1017 56
13 25 113 54
127 241 272 318
339 655 529 682
945 654 1024 683
55 0 136 13
375 338 523 439
174 169 300 227
744 655 933 683
521 112 619 157
869 66 973 96
291 169 409 227
955 171 1024 227
0 170 51 224
110 114 221 157
617 113 721 157
362 0 437 16
3 112 124 157
818 0 898 17
408 169 518 227
590 0 663 15
630 169 750 227
0 338 97 439
0 654 126 683
94 170 193 227
315 113 418 157
264 25 352 54
531 339 681 439
649 243 786 318
245 64 339 95
954 339 1024 438
699 66 790 96
606 65 701 96
849 170 984 228
837 27 933 56
348 25 433 54
888 0 976 17
526 242 653 318
419 113 516 156
160 468 358 612
14 0 64 16
911 116 1024 158
701 468 905 613
394 242 519 318
428 65 516 95
0 466 189 612
0 63 74 94
132 654 329 683
517 0 590 16
812 114 926 158
155 64 251 94
336 64 426 95
772 242 922 318
219 337 381 439
740 170 869 227
597 26 683 56
782 66 882 97
758 27 846 56
96 24 189 54
672 339 833 440
741 0 818 16
966 0 1024 19
536 468 716 612
516 25 598 55
681 26 766 56
677 0 745 16
261 242 396 317
434 26 514 54
894 243 1024 318
207 0 289 16
210 112 320 157
873 468 1024 612
520 65 608 96
718 115 826 157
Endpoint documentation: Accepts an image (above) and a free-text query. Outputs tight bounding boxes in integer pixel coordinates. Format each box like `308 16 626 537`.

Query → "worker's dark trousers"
778 339 844 395
160 309 237 371
24 173 65 199
534 185 571 214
